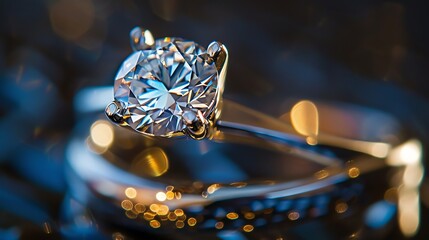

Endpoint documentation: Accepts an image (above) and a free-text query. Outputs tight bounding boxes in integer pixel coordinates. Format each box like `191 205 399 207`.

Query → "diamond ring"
69 27 423 236
105 26 227 140
105 27 397 160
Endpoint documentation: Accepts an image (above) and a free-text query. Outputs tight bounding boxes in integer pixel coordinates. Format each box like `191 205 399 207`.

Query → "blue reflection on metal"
217 230 247 240
74 86 112 113
365 200 396 229
253 218 267 227
175 141 247 183
276 200 292 212
200 219 217 229
266 173 345 199
214 208 227 218
251 200 264 212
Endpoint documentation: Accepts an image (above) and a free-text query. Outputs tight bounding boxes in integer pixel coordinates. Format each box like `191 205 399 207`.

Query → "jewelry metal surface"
105 27 398 160
69 26 424 238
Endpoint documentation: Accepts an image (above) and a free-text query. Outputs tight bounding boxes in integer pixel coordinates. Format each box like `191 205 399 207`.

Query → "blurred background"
0 0 428 239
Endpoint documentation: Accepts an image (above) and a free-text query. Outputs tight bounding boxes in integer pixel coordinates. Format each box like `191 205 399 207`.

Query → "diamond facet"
113 38 218 137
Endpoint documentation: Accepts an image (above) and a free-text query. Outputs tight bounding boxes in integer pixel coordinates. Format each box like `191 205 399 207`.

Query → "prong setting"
107 30 226 139
105 101 126 124
207 41 228 124
207 41 228 72
184 110 210 140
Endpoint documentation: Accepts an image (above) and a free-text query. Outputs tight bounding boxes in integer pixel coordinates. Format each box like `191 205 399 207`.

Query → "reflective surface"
112 37 218 137
1 0 429 239
64 95 423 239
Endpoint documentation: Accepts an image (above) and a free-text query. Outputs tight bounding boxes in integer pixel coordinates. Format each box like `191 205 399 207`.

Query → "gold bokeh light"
288 211 300 221
243 224 254 232
290 100 319 145
226 212 239 220
156 192 167 202
131 147 169 177
90 120 114 148
125 187 137 199
121 200 133 211
348 167 360 178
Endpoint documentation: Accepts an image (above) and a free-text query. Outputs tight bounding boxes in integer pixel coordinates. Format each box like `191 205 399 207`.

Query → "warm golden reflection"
112 232 125 240
288 211 300 221
43 222 52 234
187 217 197 227
176 220 185 229
131 147 169 177
121 200 133 210
166 191 175 200
90 120 114 149
335 202 348 213
150 220 161 228
387 139 422 166
174 209 184 216
315 169 329 179
226 212 239 220
168 212 178 221
230 182 247 188
125 187 137 199
403 163 424 189
113 141 423 235
177 213 187 221
243 224 254 232
156 192 167 202
387 139 423 237
125 210 137 219
150 204 160 212
207 184 221 194
244 212 255 220
144 212 156 220
348 167 360 178
157 205 170 216
369 143 390 158
291 100 319 145
134 203 146 213
399 188 420 237
215 221 224 229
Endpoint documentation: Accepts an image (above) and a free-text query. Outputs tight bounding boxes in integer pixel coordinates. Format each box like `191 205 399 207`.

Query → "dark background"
0 0 428 239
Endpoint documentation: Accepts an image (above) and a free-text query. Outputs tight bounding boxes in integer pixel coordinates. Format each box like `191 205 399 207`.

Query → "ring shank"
215 99 401 159
68 86 420 236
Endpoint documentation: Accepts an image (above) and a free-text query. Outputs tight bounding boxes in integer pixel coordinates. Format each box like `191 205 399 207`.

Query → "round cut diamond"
113 38 218 137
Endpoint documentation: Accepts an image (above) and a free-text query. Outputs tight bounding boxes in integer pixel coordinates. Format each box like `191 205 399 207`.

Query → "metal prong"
184 110 209 140
130 26 155 51
207 41 228 72
105 101 125 124
207 41 228 122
